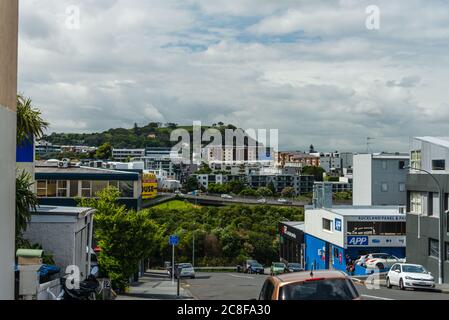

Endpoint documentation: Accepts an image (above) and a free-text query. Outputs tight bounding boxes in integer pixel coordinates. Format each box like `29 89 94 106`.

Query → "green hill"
43 122 239 149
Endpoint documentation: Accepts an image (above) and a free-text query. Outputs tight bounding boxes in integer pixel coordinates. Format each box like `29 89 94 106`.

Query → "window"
347 222 405 235
411 150 421 170
398 161 406 170
37 180 47 197
432 159 446 171
119 181 134 198
47 180 57 197
81 180 92 197
382 161 387 170
92 181 108 196
322 218 332 231
410 192 423 214
259 279 275 300
57 180 68 197
399 183 405 192
381 183 388 192
429 238 439 258
428 192 434 216
70 180 79 197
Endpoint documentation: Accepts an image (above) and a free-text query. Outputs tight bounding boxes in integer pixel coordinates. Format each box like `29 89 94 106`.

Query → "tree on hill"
95 142 113 160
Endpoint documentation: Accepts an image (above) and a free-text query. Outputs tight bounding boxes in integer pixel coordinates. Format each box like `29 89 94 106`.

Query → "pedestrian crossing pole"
172 244 175 284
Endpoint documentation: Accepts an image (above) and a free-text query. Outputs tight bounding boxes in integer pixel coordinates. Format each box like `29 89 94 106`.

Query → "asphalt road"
182 272 449 300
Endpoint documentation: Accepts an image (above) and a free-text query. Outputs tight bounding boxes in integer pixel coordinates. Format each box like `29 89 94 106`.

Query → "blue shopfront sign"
335 218 342 232
347 236 368 247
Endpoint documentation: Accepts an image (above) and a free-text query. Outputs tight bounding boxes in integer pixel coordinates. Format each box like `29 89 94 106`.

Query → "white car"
387 263 435 290
221 194 233 199
177 263 196 279
364 253 405 270
277 198 292 204
257 198 267 204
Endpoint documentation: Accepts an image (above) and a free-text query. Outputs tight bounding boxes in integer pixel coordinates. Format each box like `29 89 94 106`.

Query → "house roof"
34 205 94 217
415 136 449 149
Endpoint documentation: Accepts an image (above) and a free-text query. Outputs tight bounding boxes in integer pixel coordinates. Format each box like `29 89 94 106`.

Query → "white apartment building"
112 148 146 161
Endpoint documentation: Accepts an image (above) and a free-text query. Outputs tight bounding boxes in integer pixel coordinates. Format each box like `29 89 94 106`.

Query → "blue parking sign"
169 235 179 246
335 218 342 232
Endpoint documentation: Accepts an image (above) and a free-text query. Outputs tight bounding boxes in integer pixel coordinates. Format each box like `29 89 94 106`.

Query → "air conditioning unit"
58 161 68 168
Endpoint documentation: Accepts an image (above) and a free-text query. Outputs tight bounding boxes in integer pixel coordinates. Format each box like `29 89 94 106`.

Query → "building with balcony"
112 148 145 161
406 137 449 283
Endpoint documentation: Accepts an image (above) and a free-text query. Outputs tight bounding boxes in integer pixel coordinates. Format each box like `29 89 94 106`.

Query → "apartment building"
353 153 409 206
0 0 18 300
112 148 146 161
406 137 449 283
275 151 320 168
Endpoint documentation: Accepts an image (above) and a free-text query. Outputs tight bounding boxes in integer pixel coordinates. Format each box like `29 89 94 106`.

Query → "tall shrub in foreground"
80 187 161 290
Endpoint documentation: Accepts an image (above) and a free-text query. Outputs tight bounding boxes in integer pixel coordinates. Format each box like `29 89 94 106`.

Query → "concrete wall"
353 154 372 206
24 217 76 272
371 158 408 206
0 0 19 300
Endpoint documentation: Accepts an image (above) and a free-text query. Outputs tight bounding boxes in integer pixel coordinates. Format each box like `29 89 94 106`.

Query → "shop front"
278 221 305 267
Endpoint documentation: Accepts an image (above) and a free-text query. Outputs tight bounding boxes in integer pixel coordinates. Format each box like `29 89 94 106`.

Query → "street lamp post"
405 166 444 285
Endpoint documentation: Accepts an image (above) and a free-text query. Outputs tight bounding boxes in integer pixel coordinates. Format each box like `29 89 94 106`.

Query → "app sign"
347 236 369 247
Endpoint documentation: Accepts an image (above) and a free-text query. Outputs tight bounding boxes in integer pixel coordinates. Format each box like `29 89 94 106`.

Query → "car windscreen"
279 279 359 300
402 265 426 274
288 264 301 267
252 263 263 268
274 263 285 268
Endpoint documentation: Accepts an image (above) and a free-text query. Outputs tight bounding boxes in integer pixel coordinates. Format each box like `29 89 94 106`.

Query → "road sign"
169 235 179 246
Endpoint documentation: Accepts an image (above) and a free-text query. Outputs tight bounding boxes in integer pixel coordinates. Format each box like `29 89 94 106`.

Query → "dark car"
248 263 265 275
286 263 304 273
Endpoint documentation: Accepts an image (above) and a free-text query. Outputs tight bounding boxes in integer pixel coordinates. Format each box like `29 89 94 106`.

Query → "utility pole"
192 232 195 268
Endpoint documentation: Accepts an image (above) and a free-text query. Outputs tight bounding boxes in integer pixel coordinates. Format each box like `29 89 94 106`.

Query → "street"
182 272 449 300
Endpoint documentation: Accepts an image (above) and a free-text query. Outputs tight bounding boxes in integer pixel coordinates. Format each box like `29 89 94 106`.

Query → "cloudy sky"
18 0 449 152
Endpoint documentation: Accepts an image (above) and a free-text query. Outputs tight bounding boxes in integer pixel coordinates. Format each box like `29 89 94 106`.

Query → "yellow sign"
142 172 158 199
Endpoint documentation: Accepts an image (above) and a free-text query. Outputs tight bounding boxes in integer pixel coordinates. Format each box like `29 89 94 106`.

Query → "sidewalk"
116 271 194 300
352 276 449 294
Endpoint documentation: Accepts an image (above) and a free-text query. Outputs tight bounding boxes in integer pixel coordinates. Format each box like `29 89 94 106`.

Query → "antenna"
366 137 375 153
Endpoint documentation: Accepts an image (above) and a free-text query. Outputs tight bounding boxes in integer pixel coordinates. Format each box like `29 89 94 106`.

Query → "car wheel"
191 276 195 279
376 263 384 270
386 277 392 289
399 278 405 290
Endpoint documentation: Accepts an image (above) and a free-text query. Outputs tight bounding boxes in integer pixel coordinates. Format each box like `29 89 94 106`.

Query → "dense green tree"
80 187 161 290
185 176 199 192
15 171 38 240
95 142 113 160
302 166 325 182
281 187 296 198
256 187 273 198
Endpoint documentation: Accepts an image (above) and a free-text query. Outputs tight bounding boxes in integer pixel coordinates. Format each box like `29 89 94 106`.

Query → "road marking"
226 273 255 280
361 294 394 300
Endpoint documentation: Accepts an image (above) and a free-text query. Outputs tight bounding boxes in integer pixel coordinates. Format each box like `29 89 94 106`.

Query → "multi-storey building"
112 148 146 161
406 137 449 283
35 141 62 158
275 151 320 168
353 153 409 206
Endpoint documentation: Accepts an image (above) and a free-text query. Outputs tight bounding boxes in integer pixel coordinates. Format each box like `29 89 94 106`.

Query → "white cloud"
17 0 449 152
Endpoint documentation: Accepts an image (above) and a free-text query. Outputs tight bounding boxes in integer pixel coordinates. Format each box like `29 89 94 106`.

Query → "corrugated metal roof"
415 136 449 149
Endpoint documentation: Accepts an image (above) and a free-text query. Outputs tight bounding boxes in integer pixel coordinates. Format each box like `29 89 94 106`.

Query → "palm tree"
16 94 49 145
15 171 38 237
16 95 48 245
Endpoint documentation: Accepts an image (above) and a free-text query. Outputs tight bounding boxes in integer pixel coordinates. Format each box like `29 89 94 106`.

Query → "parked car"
248 263 265 275
270 262 287 276
243 259 259 273
386 263 435 290
258 270 361 300
286 263 303 273
277 198 292 204
168 263 196 279
221 194 233 199
257 198 267 204
364 253 405 270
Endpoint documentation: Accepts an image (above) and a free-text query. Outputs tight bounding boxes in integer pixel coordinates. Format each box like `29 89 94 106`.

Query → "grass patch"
153 200 201 210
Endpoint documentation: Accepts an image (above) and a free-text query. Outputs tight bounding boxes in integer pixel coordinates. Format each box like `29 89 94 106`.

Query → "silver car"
178 263 196 279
